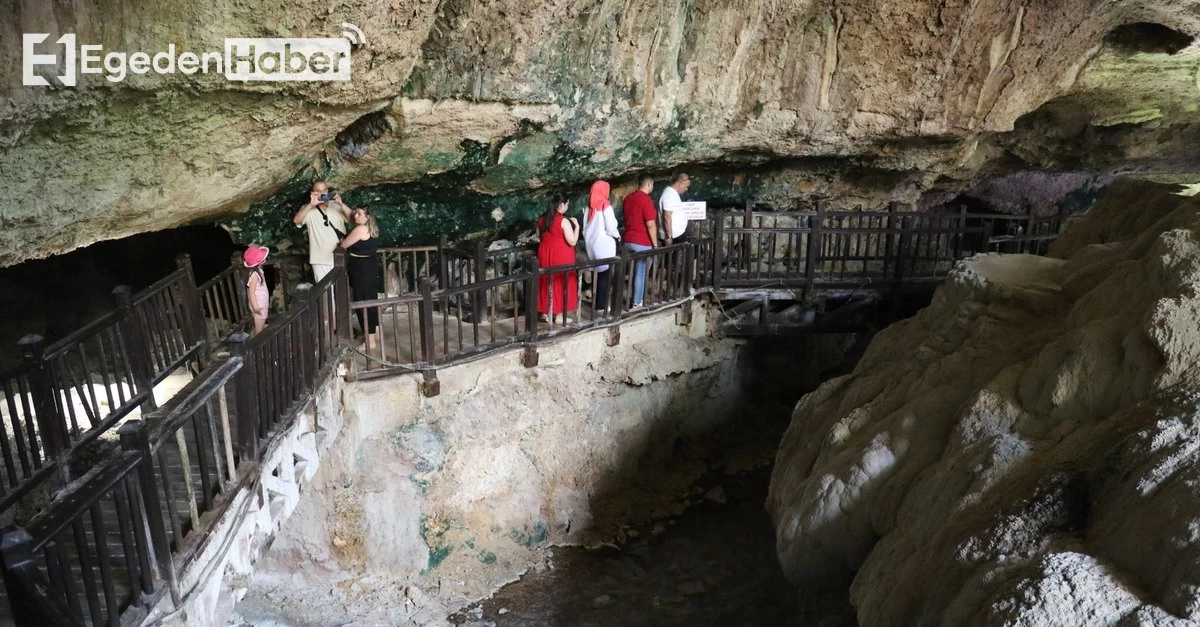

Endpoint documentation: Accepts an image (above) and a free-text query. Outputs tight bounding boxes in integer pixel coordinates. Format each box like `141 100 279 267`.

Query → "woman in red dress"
537 192 580 320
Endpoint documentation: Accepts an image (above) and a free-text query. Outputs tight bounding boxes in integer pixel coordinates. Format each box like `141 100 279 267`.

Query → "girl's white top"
583 204 621 271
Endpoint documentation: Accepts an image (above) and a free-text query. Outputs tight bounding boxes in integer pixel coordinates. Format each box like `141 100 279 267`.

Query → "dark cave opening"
0 225 241 370
1103 22 1193 55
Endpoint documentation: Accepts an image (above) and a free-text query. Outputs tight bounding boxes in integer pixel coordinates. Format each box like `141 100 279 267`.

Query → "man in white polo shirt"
660 172 692 245
293 180 350 282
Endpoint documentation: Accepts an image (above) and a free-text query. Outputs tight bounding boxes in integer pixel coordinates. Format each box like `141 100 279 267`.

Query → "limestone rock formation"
238 310 775 624
768 179 1200 625
3 0 1200 263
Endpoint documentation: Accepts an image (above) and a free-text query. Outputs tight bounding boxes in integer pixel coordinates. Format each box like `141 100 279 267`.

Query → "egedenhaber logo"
22 23 366 86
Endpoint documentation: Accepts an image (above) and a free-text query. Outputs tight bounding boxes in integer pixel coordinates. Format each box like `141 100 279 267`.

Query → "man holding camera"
293 180 351 282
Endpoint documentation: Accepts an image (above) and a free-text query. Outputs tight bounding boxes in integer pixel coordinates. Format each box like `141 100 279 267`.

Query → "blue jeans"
624 242 652 306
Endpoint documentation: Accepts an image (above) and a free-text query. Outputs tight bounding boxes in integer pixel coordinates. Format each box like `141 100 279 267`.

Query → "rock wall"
236 306 775 624
4 0 1199 264
767 178 1200 624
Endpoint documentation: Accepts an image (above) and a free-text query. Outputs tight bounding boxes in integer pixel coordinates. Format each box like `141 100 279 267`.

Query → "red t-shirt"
622 190 656 247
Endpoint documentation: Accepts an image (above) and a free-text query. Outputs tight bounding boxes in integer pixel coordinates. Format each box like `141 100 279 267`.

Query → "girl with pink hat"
243 245 270 335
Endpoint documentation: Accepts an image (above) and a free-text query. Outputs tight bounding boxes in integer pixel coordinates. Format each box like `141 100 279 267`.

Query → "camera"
320 191 336 202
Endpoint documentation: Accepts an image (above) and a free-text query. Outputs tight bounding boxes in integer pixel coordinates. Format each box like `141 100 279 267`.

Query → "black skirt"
348 255 380 333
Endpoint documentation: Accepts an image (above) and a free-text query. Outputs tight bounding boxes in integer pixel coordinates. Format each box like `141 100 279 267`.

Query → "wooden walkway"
0 390 222 626
1 431 213 626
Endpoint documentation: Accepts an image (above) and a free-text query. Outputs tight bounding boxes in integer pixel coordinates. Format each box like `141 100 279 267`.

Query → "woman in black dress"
339 206 381 352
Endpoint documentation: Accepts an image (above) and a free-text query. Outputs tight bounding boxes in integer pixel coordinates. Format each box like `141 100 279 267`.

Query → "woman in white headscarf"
583 180 621 312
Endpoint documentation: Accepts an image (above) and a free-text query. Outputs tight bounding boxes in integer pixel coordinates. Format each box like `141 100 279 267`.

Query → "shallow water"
449 467 800 627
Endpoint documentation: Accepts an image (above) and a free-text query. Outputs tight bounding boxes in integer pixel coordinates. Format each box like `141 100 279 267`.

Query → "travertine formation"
3 0 1199 263
768 179 1200 625
236 307 776 625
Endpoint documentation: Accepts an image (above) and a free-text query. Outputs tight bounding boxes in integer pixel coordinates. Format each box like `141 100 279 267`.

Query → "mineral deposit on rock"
768 179 1200 625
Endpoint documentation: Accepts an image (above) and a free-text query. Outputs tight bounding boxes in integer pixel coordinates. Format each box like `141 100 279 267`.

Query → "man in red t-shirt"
621 175 658 307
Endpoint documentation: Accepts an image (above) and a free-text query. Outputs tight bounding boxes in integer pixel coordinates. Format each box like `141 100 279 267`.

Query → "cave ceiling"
1 0 1199 264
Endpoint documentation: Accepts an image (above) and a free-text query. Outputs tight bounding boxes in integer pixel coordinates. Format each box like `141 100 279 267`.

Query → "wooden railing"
378 245 439 296
0 357 244 627
127 263 206 384
197 264 248 344
0 255 207 518
347 204 1064 380
700 203 1066 290
2 448 151 626
198 254 302 344
230 267 341 460
348 242 699 380
0 262 346 626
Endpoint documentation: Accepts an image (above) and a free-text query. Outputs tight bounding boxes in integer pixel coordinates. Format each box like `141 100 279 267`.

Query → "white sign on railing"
681 201 707 221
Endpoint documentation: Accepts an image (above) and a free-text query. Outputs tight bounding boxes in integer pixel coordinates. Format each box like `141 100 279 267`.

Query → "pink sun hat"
242 245 269 267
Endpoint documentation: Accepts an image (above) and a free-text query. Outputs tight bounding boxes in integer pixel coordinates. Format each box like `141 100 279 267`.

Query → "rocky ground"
768 179 1200 625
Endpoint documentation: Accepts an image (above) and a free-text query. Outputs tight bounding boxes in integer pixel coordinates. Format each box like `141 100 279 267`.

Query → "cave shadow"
464 335 871 627
0 225 237 370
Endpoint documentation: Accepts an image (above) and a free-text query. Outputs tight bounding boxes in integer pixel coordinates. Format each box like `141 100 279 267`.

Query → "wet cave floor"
448 466 800 627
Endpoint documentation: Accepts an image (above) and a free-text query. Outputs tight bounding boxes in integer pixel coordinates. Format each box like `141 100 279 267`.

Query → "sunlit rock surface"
768 179 1200 625
3 1 1200 263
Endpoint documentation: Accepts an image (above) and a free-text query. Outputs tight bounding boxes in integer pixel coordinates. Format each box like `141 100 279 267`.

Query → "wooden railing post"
18 335 68 479
741 200 753 270
333 249 352 344
0 527 36 623
295 284 315 386
679 244 695 326
607 251 626 347
712 217 724 290
225 332 259 462
113 286 159 412
472 242 487 320
418 277 437 365
417 278 440 397
883 202 897 275
437 234 450 289
175 254 208 363
521 253 539 368
1 526 73 625
804 201 825 290
611 249 627 322
684 241 695 292
230 251 249 321
119 420 180 605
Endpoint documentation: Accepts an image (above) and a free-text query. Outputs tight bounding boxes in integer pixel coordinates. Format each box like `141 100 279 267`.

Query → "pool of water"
449 467 802 626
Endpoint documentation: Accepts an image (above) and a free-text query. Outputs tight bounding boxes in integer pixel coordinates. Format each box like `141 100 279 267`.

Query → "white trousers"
312 264 333 283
